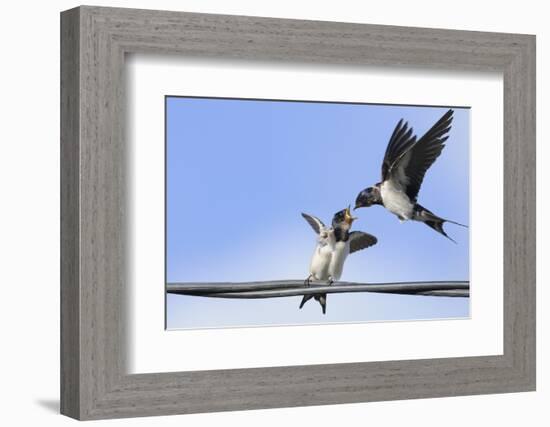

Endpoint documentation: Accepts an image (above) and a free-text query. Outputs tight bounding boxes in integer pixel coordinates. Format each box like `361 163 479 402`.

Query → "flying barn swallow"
354 109 467 242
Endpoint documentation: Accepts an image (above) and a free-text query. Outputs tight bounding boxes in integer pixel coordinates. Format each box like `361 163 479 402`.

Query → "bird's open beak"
345 206 358 224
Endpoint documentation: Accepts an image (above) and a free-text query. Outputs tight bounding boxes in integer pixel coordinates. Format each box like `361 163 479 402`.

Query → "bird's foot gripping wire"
304 275 312 287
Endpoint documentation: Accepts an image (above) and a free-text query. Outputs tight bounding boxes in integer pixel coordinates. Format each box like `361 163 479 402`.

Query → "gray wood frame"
60 5 536 420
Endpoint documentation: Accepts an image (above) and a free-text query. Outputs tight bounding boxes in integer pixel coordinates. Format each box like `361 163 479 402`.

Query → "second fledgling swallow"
299 213 335 314
354 109 467 242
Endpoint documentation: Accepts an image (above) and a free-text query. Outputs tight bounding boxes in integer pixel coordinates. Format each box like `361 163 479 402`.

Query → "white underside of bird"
308 232 351 282
309 231 335 281
380 179 414 221
328 240 350 281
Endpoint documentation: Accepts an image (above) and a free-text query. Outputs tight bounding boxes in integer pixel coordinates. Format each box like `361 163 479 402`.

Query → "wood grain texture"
60 7 80 419
60 5 536 420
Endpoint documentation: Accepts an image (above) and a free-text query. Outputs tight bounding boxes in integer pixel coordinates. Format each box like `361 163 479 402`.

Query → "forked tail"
299 293 327 314
413 204 467 243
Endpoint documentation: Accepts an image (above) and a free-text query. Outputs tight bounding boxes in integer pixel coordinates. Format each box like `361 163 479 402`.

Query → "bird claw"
304 275 312 287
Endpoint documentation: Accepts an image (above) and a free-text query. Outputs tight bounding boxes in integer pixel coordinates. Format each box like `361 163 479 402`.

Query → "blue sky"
166 97 470 329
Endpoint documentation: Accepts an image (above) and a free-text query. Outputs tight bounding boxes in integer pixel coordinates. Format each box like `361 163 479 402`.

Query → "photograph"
165 97 470 329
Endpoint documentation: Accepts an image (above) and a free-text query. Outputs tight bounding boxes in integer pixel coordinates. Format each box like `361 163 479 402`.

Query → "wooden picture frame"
60 5 536 420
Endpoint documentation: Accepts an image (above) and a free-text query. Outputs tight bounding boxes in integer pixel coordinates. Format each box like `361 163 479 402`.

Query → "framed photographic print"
61 5 536 420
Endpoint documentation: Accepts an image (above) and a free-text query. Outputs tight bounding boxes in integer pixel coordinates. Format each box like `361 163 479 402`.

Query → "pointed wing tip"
349 231 379 253
365 232 378 246
301 212 324 234
301 212 314 222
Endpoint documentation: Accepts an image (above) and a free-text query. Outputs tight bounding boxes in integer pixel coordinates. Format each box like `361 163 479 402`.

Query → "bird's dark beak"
354 190 371 209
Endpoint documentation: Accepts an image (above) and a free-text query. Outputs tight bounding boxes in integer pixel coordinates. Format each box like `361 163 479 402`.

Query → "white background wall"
0 0 546 425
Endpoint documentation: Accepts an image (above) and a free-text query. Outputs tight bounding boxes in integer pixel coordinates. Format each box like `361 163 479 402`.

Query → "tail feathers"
315 294 327 315
424 218 457 243
414 204 467 243
299 293 327 314
299 294 313 309
445 218 468 228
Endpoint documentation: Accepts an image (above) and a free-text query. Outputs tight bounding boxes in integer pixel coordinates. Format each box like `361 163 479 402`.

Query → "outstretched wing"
382 109 454 201
381 119 417 182
349 231 378 254
401 109 454 201
301 213 326 235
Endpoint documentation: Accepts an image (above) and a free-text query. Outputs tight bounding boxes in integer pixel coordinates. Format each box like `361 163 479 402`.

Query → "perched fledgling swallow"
354 109 467 242
300 207 378 314
299 213 335 314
